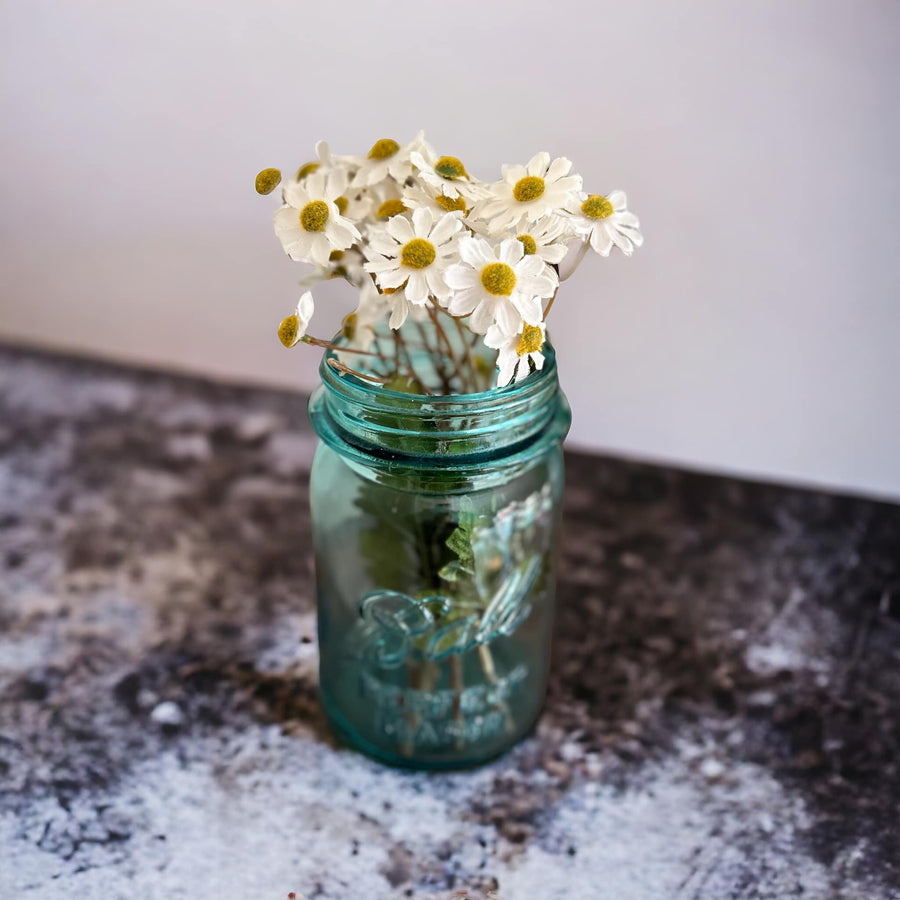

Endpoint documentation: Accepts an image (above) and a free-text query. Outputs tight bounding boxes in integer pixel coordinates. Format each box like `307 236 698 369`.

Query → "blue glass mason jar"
307 332 570 769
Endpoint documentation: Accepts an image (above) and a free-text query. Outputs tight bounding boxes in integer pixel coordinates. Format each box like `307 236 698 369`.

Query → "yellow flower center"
434 193 467 213
278 315 300 348
517 234 537 255
335 196 348 215
377 198 406 219
512 176 545 203
300 200 329 232
368 138 400 160
516 325 543 356
329 250 344 261
341 313 357 340
400 238 436 270
255 168 281 195
296 161 319 180
434 156 467 179
581 194 614 219
481 262 517 296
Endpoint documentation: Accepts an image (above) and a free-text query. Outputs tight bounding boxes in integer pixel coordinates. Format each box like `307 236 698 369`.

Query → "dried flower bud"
255 168 282 195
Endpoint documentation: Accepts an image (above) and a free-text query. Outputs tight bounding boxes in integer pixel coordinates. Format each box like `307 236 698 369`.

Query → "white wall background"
2 0 899 499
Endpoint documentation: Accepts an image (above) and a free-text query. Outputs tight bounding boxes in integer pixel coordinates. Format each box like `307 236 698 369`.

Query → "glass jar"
307 333 570 769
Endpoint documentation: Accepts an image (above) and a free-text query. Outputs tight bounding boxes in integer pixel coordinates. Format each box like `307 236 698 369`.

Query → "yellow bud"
278 314 300 348
296 161 319 180
255 168 282 195
377 198 406 219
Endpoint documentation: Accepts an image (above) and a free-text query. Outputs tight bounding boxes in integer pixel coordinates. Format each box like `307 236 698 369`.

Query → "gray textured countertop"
0 345 898 899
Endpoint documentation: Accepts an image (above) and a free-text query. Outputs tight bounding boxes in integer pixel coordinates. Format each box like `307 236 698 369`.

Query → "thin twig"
447 311 480 393
326 357 393 382
393 329 434 393
303 335 381 356
427 304 469 393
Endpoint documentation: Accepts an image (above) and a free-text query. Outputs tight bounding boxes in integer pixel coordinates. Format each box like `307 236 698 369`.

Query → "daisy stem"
427 304 469 393
392 329 434 394
542 284 561 321
558 239 589 283
441 306 480 394
413 319 451 394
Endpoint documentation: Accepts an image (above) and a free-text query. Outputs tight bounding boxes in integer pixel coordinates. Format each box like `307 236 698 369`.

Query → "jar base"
318 683 543 771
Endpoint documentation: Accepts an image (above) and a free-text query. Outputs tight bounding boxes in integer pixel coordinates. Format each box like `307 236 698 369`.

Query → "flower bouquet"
256 132 641 767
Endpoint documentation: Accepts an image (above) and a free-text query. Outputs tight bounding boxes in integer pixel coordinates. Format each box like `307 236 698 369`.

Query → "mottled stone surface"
0 345 898 899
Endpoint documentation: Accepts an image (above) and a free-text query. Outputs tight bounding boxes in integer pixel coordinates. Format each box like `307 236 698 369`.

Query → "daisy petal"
545 157 572 182
591 226 613 257
430 213 461 246
445 264 479 290
514 294 543 326
405 271 429 303
494 298 523 334
469 301 496 334
526 152 550 177
411 206 433 237
387 215 415 244
499 239 524 265
447 288 481 317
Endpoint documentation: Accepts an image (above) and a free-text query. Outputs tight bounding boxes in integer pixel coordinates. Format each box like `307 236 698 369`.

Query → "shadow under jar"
308 330 570 769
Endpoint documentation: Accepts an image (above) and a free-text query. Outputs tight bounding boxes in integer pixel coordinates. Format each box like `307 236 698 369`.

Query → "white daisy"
351 131 427 188
514 216 573 266
277 291 315 348
473 152 582 234
484 320 547 386
409 147 483 203
443 237 557 334
564 190 643 256
363 207 462 305
274 169 361 266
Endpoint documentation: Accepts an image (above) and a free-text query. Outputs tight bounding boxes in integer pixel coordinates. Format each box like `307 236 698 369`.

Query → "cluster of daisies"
257 132 642 391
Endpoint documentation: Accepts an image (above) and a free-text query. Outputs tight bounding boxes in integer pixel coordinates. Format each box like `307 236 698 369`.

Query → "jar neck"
308 341 569 471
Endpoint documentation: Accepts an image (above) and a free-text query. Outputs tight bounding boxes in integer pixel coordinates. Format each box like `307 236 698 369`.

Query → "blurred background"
1 0 898 499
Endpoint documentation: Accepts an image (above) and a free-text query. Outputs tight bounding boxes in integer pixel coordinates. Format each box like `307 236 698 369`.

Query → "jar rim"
318 334 559 410
309 328 569 476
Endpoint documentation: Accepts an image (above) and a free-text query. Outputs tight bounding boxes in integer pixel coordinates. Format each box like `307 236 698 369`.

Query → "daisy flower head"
275 169 361 266
277 292 315 348
515 217 573 266
564 190 643 257
363 206 463 305
484 320 547 387
352 131 428 189
444 237 557 335
474 152 582 235
410 146 483 203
